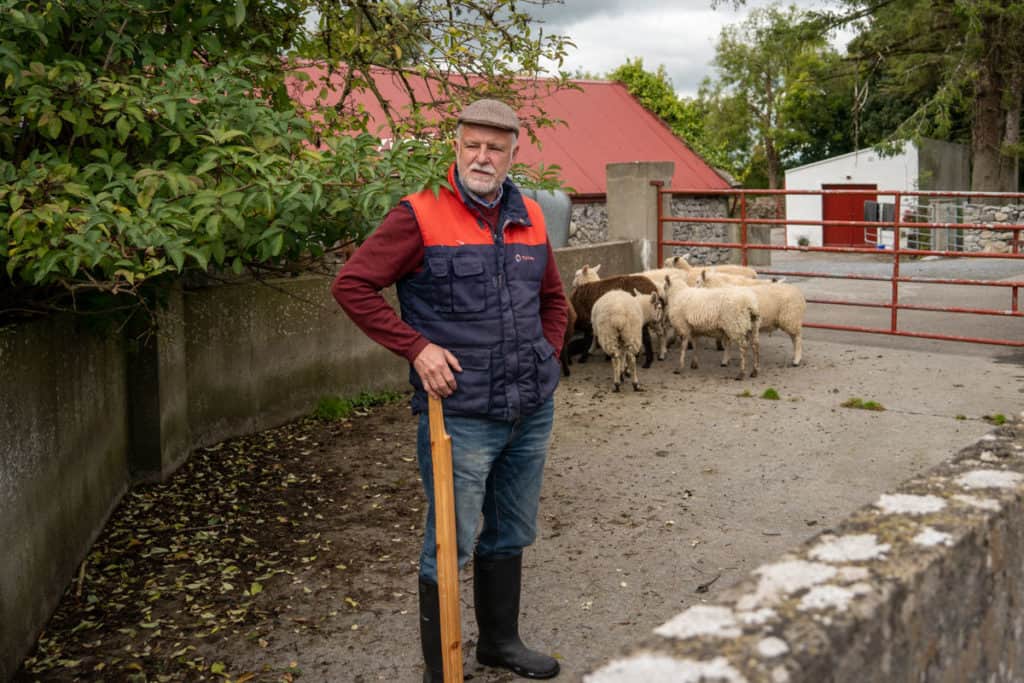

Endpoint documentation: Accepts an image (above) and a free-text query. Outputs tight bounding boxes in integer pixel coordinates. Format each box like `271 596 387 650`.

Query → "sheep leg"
560 346 571 377
641 326 654 368
735 338 748 380
630 352 643 391
720 338 732 367
578 329 594 363
674 334 690 374
751 330 760 377
790 332 802 366
656 325 669 360
611 353 621 392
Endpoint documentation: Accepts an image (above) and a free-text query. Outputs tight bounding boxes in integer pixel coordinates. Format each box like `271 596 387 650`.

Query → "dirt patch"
13 406 428 683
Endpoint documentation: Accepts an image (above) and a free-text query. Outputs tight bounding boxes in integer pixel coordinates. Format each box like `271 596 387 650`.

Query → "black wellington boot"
473 554 559 679
418 579 446 683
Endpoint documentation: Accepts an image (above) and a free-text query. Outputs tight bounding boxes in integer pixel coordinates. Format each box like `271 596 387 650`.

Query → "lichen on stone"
808 534 890 563
875 493 947 515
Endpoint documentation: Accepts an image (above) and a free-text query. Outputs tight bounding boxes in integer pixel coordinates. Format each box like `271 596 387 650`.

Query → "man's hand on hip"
413 343 463 399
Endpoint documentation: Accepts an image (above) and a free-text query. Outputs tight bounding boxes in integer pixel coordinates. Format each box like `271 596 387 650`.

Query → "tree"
607 58 731 175
837 0 1017 189
292 1 575 142
722 0 1023 191
700 4 843 188
0 0 574 322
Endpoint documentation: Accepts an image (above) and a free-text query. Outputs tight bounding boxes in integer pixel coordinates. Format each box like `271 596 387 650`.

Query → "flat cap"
456 98 520 133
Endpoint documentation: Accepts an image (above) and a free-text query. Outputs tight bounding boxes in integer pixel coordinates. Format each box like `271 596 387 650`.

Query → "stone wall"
569 193 772 267
664 195 734 264
569 201 609 246
585 418 1024 682
963 203 1024 253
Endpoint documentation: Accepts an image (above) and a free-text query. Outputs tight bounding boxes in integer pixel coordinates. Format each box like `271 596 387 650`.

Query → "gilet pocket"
451 253 487 313
447 349 492 415
427 256 453 312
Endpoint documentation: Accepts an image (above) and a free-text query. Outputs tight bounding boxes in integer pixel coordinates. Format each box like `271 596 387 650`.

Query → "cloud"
527 0 850 98
531 3 743 97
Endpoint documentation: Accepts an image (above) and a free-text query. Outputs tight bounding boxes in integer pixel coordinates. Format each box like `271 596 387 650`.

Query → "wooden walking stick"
428 395 463 682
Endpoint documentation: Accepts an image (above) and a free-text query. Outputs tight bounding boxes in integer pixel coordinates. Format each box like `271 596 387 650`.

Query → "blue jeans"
416 397 554 583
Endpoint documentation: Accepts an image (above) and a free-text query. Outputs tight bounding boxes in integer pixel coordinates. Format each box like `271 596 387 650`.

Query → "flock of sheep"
562 255 808 392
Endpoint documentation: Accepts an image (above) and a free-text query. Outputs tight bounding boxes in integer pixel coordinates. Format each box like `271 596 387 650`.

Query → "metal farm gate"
655 186 1024 348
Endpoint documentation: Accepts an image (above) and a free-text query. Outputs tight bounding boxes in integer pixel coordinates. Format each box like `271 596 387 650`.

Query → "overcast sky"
526 0 848 98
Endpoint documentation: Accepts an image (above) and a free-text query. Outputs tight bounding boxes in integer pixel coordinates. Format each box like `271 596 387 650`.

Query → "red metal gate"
655 185 1024 348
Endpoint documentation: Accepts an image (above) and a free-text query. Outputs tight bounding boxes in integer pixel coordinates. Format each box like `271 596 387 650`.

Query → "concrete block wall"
585 417 1024 682
182 276 408 449
0 318 132 682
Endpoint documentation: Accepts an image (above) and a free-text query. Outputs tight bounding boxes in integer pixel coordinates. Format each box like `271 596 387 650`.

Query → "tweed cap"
456 98 520 133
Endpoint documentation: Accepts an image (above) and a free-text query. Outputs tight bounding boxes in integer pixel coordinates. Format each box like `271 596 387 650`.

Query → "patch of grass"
760 388 780 400
984 413 1007 425
737 389 753 398
841 397 885 411
955 414 967 420
314 389 404 420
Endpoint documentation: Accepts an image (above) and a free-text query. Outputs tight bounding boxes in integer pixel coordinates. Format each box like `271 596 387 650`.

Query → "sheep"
663 254 759 280
699 270 807 367
663 273 760 380
569 264 661 367
591 288 665 392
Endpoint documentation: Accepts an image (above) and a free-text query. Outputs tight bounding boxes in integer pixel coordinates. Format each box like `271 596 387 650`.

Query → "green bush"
0 0 572 323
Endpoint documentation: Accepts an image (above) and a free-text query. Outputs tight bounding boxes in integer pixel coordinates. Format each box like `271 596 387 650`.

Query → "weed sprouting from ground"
761 388 780 400
841 397 885 411
984 414 1007 425
314 390 404 420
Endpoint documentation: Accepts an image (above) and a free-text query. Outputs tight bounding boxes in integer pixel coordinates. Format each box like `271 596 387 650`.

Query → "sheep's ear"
594 264 602 274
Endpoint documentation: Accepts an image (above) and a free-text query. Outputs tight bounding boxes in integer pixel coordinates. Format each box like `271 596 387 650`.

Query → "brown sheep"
568 265 660 368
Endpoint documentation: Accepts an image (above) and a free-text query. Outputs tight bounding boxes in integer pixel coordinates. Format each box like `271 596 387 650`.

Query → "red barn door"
822 184 877 246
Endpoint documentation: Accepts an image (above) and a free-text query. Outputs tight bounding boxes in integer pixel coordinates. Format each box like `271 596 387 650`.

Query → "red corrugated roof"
288 67 728 196
515 80 729 195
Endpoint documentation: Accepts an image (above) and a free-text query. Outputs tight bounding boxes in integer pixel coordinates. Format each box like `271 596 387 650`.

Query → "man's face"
454 123 518 201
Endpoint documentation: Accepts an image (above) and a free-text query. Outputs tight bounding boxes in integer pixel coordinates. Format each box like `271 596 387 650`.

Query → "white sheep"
663 254 759 280
663 273 760 380
591 288 665 392
699 270 807 366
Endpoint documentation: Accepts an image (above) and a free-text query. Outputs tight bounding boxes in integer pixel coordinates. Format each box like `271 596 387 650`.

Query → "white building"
784 139 970 248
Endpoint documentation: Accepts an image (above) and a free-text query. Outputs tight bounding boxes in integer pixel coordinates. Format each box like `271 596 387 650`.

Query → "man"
332 98 568 681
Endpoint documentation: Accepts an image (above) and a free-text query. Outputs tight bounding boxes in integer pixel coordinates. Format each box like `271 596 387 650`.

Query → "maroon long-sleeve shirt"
332 200 567 364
